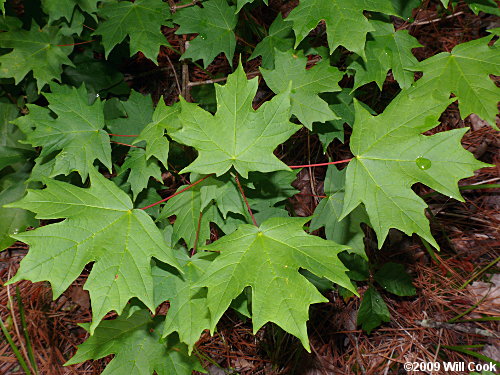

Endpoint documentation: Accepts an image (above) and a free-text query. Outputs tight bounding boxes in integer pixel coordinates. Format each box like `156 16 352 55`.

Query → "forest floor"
0 1 499 374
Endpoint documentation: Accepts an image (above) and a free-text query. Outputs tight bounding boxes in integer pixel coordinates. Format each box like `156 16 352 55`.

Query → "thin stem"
6 278 35 375
171 0 199 10
188 71 260 87
306 132 318 207
16 287 38 373
234 173 258 227
56 40 95 47
166 54 182 95
296 193 327 199
110 141 143 148
140 174 212 210
459 255 500 290
0 317 32 375
288 158 353 169
447 287 490 323
192 211 203 256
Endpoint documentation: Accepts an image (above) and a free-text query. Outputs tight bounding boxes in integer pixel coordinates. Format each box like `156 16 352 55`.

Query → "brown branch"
188 71 261 87
170 0 199 12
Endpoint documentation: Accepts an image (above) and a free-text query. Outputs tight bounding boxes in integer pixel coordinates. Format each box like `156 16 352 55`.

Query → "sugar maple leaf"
310 166 369 259
261 50 342 129
196 217 356 351
357 286 390 334
107 92 162 199
286 0 398 57
174 0 238 67
249 13 294 69
0 102 34 171
6 169 180 333
464 0 500 15
349 19 421 90
314 89 375 151
134 100 180 169
0 171 38 251
159 174 249 249
414 34 500 128
170 61 299 178
94 0 171 61
107 91 154 141
153 252 215 353
341 88 489 249
0 19 74 90
66 308 204 375
236 0 268 12
159 181 217 250
12 84 112 181
117 148 162 200
42 0 99 22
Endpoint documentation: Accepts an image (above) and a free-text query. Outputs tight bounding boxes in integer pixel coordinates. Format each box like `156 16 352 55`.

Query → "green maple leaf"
117 148 162 200
93 0 171 61
134 100 180 169
414 34 500 128
63 49 130 100
42 0 99 22
340 88 489 249
199 174 247 219
465 0 500 16
0 103 38 250
12 84 112 181
171 62 299 177
0 102 35 171
314 89 375 152
66 308 204 375
246 170 298 223
0 171 38 251
357 286 390 333
391 0 421 19
197 217 356 350
349 19 421 90
236 0 268 12
374 263 415 296
310 166 369 259
153 252 215 353
5 169 180 332
261 50 342 129
159 173 250 249
286 0 398 57
174 0 238 67
159 179 217 250
313 89 358 150
107 91 154 141
249 13 294 69
0 19 74 90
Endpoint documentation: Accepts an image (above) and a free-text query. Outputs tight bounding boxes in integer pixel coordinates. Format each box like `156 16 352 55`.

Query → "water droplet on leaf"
199 33 207 40
416 157 431 170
